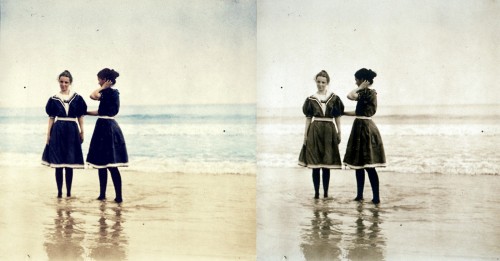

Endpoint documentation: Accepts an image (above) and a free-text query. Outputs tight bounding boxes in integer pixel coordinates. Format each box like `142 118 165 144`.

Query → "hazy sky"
0 0 256 108
1 1 498 109
257 0 499 108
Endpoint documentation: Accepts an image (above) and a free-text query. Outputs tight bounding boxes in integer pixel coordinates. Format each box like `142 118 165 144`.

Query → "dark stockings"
109 167 123 203
97 167 123 203
55 168 73 198
312 168 330 199
97 168 108 200
354 168 380 204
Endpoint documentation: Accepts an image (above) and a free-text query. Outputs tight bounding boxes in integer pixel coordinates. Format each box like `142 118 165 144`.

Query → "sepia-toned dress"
299 93 344 169
343 88 386 169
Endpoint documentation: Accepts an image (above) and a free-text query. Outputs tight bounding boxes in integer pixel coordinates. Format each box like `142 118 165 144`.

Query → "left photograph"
0 1 256 260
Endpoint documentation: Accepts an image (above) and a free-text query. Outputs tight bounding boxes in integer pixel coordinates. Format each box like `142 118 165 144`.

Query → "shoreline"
0 166 256 260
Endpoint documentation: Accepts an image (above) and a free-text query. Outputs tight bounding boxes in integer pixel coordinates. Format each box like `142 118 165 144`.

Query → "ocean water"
0 104 256 174
258 104 500 176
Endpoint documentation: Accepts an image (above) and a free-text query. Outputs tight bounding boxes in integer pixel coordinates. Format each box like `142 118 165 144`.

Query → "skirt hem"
87 162 129 169
298 161 342 169
41 162 85 169
344 163 386 169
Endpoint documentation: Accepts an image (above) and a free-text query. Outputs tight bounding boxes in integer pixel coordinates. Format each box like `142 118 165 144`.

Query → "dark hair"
58 70 73 83
315 70 330 84
354 68 377 84
97 68 120 84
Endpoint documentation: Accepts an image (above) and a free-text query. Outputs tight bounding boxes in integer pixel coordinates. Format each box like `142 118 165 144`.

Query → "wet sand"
0 166 255 260
257 167 500 261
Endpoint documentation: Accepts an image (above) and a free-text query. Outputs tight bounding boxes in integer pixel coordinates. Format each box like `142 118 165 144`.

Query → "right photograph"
256 1 500 260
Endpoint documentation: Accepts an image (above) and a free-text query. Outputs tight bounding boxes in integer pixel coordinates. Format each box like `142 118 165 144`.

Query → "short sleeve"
76 96 88 117
331 96 345 117
302 98 312 118
45 98 55 118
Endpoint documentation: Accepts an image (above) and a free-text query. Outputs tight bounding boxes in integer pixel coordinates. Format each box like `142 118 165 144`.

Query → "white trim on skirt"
87 162 128 169
41 161 85 169
344 163 386 169
298 161 342 169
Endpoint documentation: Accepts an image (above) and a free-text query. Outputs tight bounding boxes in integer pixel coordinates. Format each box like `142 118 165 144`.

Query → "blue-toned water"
0 104 256 174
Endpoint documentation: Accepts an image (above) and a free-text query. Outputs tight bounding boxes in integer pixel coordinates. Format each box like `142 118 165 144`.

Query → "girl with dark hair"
299 70 344 199
42 70 87 198
343 68 386 204
86 68 128 203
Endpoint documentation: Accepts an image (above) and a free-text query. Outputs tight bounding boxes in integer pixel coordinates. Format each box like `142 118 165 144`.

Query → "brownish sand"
257 167 500 261
0 166 255 260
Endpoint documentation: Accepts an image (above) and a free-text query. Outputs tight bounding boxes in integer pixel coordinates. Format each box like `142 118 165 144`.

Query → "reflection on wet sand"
300 204 342 260
346 204 385 261
88 203 128 260
300 201 386 261
44 201 85 260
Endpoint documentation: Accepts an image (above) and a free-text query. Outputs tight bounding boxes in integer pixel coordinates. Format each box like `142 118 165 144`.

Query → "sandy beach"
257 167 500 261
0 166 256 260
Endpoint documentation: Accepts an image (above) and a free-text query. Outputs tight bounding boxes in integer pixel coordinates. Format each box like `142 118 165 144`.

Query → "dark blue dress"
86 88 129 168
298 93 344 169
343 89 386 169
42 93 87 168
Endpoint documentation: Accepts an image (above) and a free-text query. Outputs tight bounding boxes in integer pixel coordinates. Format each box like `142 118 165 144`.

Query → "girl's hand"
359 80 370 89
303 136 307 145
102 80 113 89
80 132 84 143
337 134 341 144
46 135 50 145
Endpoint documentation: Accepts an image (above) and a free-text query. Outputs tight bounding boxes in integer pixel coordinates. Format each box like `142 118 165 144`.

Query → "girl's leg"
312 168 320 199
55 168 63 198
322 168 330 198
366 168 380 204
354 169 365 201
65 168 73 197
97 168 108 200
109 167 123 203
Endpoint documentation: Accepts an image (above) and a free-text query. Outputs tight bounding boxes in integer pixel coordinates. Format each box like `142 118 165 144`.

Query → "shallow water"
257 167 500 260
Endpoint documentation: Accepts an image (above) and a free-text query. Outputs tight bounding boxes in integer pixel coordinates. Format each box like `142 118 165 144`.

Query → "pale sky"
0 0 256 108
1 1 498 109
257 0 499 108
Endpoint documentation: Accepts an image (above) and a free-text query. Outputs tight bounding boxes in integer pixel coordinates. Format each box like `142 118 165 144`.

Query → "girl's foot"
66 193 71 197
97 195 106 201
114 198 123 203
314 192 319 199
353 197 364 202
324 193 328 198
57 192 62 198
372 199 380 204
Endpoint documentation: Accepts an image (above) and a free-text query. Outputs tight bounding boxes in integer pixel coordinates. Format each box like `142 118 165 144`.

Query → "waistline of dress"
98 115 115 119
55 117 77 122
311 117 334 123
355 116 372 120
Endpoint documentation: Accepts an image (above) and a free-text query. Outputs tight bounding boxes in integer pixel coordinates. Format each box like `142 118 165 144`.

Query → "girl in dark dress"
343 68 386 204
86 68 128 203
299 70 344 199
42 70 87 198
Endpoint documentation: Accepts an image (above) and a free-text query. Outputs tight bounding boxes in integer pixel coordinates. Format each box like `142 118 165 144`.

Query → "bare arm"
343 111 356 116
347 80 370 101
347 87 362 101
86 110 99 116
89 80 113 100
78 116 84 143
303 117 311 145
334 116 341 144
46 118 54 144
